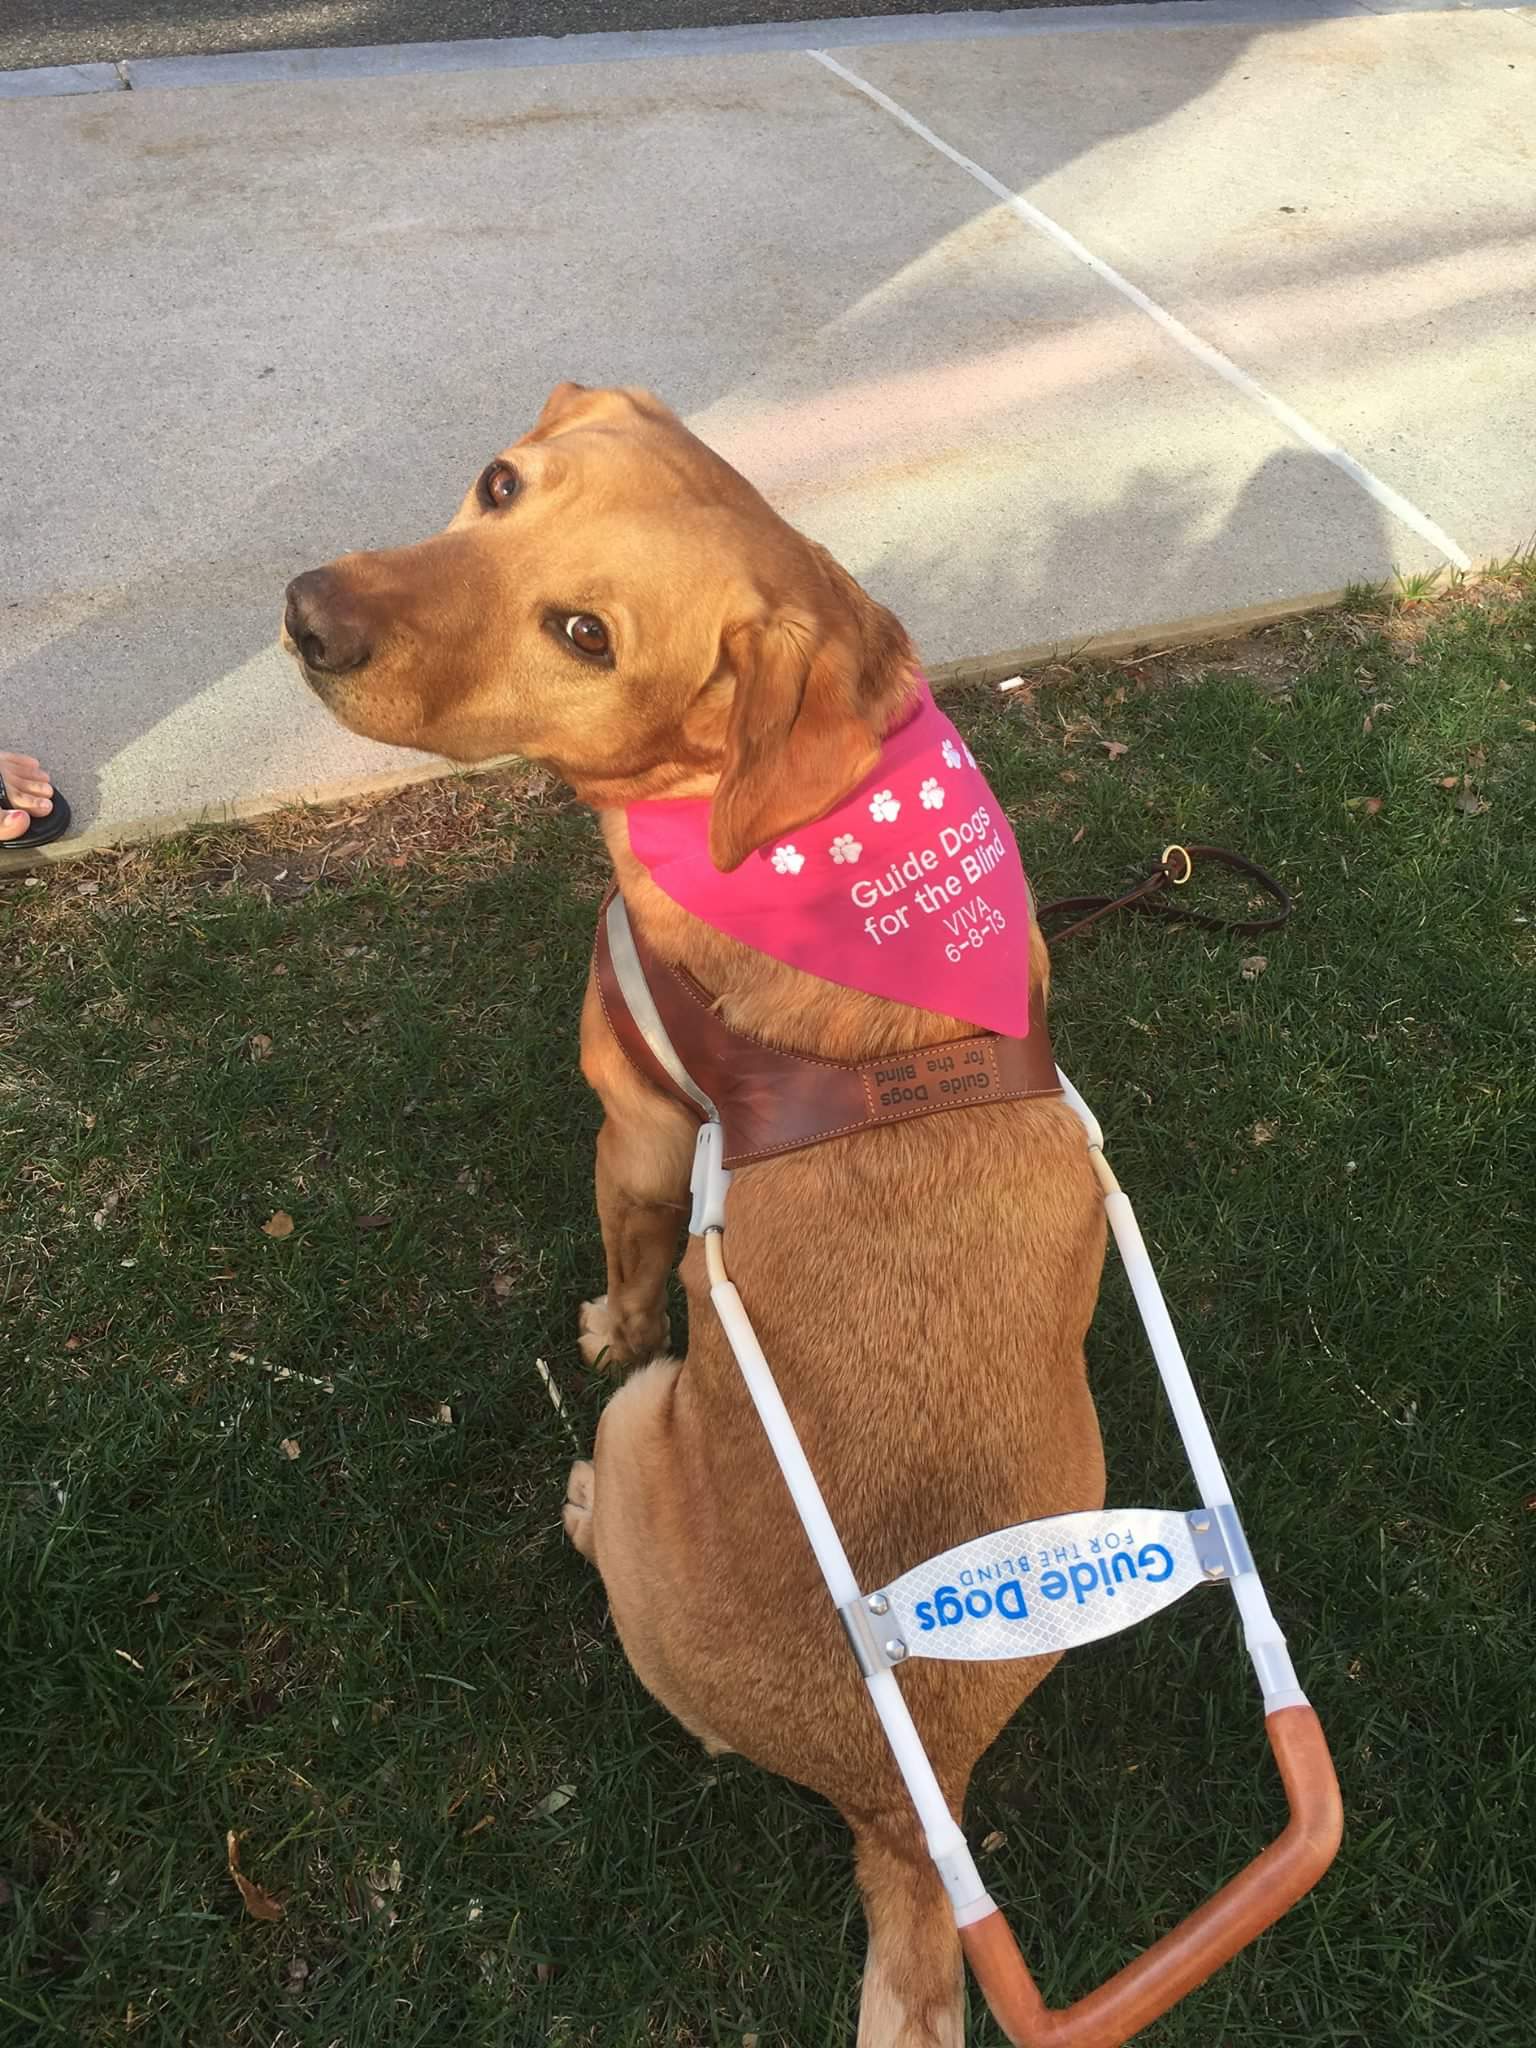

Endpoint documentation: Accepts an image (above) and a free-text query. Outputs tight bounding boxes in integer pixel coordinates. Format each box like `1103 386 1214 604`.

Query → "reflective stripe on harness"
603 893 718 1120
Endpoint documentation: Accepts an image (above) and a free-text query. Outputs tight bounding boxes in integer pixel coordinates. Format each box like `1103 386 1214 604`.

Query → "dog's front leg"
579 969 696 1370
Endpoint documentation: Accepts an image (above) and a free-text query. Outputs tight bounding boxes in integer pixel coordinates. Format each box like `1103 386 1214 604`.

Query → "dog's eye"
480 462 520 508
563 614 610 659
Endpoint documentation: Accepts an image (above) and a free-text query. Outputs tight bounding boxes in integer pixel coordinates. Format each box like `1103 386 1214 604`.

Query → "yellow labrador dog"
284 384 1106 2046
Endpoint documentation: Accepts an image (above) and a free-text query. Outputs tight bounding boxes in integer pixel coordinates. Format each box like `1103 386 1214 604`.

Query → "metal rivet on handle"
1203 1563 1227 1580
885 1639 908 1663
867 1593 890 1617
1191 1516 1211 1533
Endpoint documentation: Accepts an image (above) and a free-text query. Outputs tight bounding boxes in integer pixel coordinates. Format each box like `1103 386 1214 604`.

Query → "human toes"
0 754 54 816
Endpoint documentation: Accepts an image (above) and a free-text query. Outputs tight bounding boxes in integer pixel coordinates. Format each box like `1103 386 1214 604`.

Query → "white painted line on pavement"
808 49 1474 570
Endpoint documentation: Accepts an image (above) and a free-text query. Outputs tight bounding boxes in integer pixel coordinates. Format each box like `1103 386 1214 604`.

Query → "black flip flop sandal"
0 773 72 852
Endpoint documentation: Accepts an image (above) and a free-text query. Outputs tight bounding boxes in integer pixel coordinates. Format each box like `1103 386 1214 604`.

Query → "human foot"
0 753 69 848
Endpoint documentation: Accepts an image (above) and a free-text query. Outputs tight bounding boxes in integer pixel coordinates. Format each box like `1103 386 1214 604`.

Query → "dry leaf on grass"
365 1864 402 1926
536 1785 576 1817
226 1831 283 1923
279 1439 300 1461
262 1211 295 1239
980 1830 1007 1853
1240 956 1269 982
249 1034 273 1060
1101 740 1130 760
1454 787 1490 817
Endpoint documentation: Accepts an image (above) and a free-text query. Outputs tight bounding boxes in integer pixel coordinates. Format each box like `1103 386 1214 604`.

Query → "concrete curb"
0 60 122 95
924 583 1360 689
2 585 1366 872
0 0 1520 96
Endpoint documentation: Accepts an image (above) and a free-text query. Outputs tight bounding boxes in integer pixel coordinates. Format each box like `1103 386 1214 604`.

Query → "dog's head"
282 383 915 869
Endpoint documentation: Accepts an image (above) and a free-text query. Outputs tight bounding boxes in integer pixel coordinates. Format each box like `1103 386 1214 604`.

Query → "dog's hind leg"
566 1357 737 1758
852 1814 965 2048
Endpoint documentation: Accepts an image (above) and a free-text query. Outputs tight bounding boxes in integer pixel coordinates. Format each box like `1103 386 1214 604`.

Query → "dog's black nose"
284 568 373 675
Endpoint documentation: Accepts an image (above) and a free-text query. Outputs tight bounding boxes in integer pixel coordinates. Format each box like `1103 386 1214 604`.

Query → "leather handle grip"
960 1705 1342 2048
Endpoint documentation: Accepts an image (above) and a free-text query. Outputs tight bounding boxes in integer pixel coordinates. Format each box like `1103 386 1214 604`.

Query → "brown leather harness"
594 890 1060 1170
593 844 1291 1171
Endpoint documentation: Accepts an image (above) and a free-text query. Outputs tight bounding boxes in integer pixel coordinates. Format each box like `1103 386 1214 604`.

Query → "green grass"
3 587 1535 2047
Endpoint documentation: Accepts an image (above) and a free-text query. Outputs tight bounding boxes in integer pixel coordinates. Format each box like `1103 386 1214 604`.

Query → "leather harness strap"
593 892 1060 1171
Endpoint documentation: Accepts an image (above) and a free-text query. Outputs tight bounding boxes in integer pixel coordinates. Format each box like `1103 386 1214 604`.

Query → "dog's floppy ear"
529 381 591 434
530 382 677 437
708 608 886 873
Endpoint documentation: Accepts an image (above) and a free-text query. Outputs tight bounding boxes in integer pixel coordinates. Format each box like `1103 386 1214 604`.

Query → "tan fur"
286 385 1108 2044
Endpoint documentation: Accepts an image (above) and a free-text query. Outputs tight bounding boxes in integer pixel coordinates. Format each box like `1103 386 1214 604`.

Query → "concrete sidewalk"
2 0 1532 852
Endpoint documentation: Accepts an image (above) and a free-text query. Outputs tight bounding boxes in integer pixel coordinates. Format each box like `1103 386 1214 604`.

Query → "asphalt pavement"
2 0 1167 72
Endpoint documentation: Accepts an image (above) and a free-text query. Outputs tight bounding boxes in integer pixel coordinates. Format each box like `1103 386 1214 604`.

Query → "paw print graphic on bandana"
829 833 863 865
941 739 963 771
869 789 901 824
770 843 805 876
919 777 946 811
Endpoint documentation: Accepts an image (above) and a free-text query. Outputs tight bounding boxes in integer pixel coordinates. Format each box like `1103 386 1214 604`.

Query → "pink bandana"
627 685 1033 1036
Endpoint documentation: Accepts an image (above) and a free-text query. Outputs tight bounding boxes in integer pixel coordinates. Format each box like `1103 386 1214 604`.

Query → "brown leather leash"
1037 842 1293 946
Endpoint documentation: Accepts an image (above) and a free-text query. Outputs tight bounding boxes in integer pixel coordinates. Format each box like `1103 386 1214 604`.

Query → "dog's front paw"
579 1295 622 1369
578 1294 669 1370
563 1458 596 1560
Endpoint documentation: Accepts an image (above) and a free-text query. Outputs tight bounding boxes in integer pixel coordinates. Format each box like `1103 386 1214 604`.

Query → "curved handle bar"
960 1705 1342 2048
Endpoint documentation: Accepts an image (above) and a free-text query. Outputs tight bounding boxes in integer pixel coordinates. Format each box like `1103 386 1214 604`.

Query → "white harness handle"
690 1076 1308 1927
